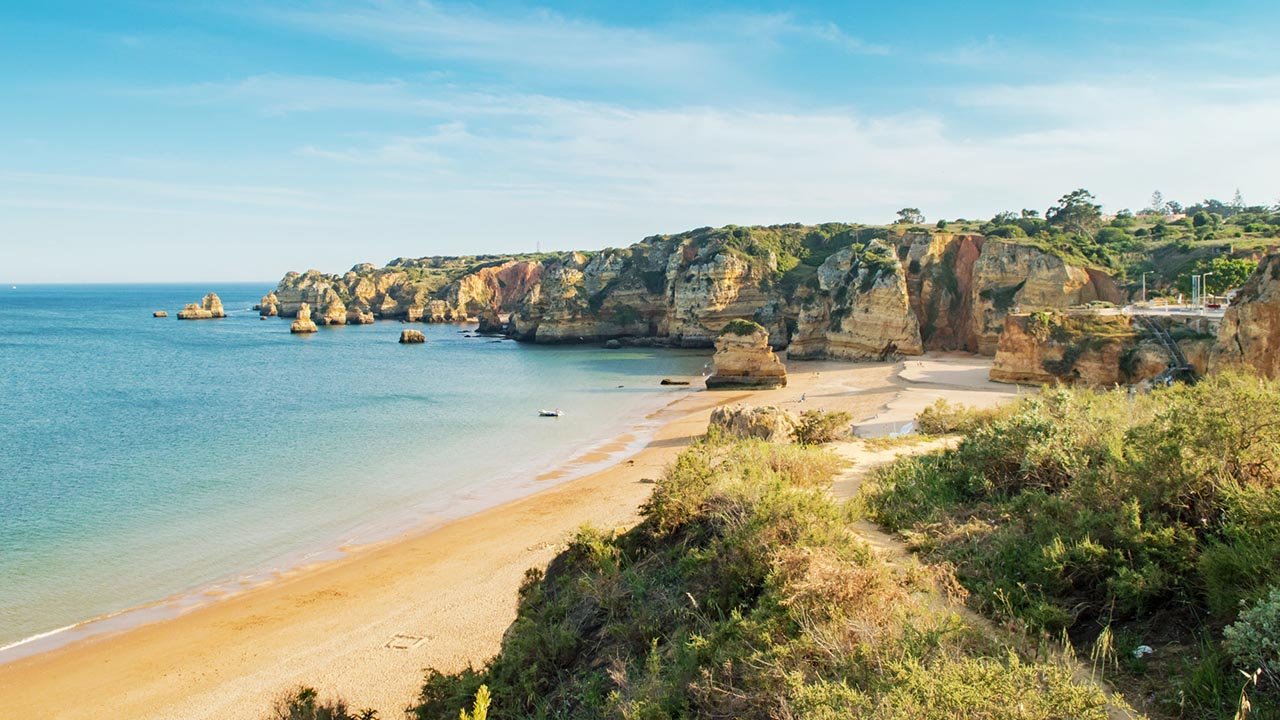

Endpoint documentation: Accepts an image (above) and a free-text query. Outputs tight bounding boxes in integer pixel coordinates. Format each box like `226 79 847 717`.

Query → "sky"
3 1 1279 282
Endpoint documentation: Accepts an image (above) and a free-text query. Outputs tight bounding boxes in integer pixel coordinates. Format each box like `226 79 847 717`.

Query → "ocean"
0 283 708 654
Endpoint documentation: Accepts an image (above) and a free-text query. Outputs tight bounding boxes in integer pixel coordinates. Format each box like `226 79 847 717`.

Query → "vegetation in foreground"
408 436 1125 719
867 372 1280 718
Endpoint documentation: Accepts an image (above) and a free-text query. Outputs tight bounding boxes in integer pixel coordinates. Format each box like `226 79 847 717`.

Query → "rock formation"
258 292 279 317
176 292 225 320
706 321 787 389
263 224 1125 359
1211 254 1280 378
708 404 797 441
346 305 375 325
399 329 426 344
152 310 168 318
290 303 318 334
319 297 347 326
788 240 923 360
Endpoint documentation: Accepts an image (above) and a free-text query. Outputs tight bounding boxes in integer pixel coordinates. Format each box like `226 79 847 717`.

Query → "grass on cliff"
409 436 1126 719
863 372 1280 718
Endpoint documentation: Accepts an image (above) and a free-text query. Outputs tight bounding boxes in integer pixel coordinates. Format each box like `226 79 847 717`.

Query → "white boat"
538 409 564 417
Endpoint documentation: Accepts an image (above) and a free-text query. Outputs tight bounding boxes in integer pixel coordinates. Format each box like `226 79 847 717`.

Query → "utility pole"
1202 272 1214 310
1141 271 1153 304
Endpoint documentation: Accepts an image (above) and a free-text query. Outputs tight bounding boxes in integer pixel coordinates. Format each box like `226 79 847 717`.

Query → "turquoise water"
0 284 708 652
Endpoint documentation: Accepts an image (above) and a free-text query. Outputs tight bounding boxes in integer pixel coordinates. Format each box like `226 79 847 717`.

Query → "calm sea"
0 283 707 653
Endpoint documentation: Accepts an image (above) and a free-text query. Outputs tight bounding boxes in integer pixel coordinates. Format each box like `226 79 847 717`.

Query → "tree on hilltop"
1146 190 1169 216
896 208 925 224
1046 188 1103 236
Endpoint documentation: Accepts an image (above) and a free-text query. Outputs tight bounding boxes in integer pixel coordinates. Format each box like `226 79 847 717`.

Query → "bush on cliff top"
720 318 766 336
863 372 1280 717
409 437 1121 719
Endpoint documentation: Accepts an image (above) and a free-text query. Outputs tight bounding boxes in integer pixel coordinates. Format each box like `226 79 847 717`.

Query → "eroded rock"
706 321 787 390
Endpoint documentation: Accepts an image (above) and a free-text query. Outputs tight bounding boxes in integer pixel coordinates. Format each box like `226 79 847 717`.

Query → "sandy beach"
0 355 1014 719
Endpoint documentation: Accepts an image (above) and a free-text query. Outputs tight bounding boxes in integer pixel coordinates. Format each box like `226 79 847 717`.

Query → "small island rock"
290 302 318 334
399 329 426 344
705 320 787 390
152 310 168 318
176 292 226 320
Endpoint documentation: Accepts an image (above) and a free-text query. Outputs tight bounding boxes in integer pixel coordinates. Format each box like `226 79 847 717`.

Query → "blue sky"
3 1 1279 282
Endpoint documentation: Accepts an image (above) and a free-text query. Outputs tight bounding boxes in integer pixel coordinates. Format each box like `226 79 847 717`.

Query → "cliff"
1211 253 1280 378
788 240 922 359
264 224 1122 356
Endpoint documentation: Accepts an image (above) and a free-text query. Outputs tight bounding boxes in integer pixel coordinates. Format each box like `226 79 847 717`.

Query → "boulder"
603 339 622 349
152 310 168 318
659 378 690 385
176 292 226 320
290 302 318 334
399 329 426 344
708 404 797 442
706 320 787 389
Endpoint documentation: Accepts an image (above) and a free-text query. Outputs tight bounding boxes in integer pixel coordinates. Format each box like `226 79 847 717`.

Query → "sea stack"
290 302 318 334
258 292 280 317
176 292 225 320
705 320 787 390
399 329 426 344
152 310 168 318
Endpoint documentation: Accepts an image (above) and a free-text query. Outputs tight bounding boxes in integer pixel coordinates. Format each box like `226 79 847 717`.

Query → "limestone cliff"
788 240 922 360
263 223 1120 356
511 230 786 346
1211 254 1280 378
705 321 787 389
269 257 543 325
177 292 225 320
990 312 1188 386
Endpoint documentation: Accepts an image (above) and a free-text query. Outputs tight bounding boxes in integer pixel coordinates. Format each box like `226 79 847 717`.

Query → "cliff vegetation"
865 373 1280 718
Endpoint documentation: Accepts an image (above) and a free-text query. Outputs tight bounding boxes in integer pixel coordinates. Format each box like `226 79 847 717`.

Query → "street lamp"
1202 272 1214 309
1141 271 1153 304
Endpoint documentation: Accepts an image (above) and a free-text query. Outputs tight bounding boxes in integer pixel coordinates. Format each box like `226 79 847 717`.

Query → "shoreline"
0 380 701 665
0 356 1005 719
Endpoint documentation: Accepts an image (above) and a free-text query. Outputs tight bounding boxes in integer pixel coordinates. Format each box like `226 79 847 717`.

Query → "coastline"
0 358 994 719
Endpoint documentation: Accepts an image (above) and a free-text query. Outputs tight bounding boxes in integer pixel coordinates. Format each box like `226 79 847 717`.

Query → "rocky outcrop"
991 312 1156 386
317 297 346 326
708 404 797 441
788 240 923 360
399 329 426 344
346 305 375 325
1211 254 1280 378
153 310 168 318
177 292 225 320
964 241 1123 355
290 303 317 334
706 321 787 389
258 292 279 317
476 309 506 334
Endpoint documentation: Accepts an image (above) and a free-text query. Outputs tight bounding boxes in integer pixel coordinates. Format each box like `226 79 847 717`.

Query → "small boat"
538 409 564 417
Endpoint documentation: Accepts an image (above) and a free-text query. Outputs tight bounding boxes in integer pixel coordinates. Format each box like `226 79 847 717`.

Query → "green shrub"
792 409 853 445
862 373 1280 716
720 318 765 336
268 687 377 720
1224 587 1280 689
915 399 1006 435
408 438 1120 719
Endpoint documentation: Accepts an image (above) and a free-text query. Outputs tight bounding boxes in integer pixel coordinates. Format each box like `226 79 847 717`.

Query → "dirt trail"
829 430 1141 719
